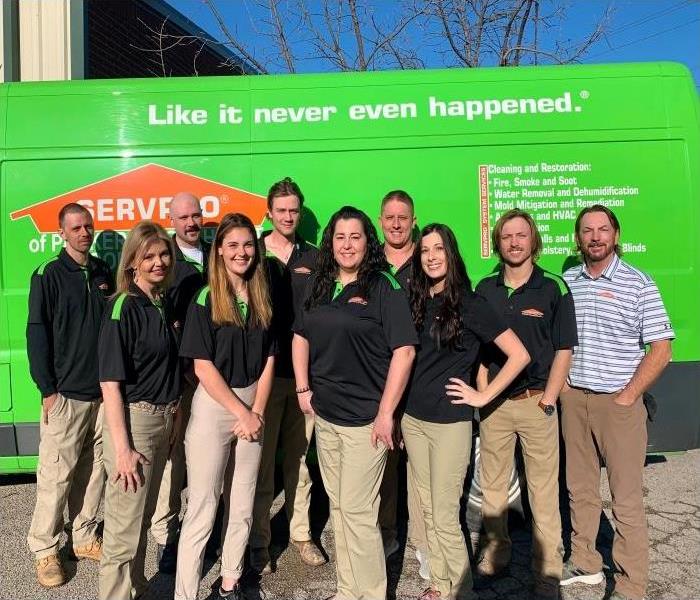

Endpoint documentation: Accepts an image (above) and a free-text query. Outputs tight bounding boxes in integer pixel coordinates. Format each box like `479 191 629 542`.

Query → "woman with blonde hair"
175 212 276 600
98 220 181 600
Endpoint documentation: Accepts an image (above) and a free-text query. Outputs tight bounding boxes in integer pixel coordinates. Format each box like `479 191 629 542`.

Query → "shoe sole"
560 572 604 586
38 578 65 588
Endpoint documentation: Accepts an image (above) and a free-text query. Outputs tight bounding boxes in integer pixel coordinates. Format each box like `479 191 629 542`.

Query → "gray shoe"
559 559 604 586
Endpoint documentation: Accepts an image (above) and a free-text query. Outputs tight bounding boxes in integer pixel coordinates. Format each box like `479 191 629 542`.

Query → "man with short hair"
560 205 673 600
27 203 114 587
249 177 324 573
151 192 210 572
378 190 429 577
475 209 577 599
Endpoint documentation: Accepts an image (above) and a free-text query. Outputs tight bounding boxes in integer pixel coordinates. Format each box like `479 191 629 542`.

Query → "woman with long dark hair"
292 205 417 600
403 223 529 600
174 213 276 600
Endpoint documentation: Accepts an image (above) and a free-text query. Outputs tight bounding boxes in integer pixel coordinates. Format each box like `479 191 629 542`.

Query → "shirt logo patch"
347 296 368 305
98 283 110 291
293 266 312 274
521 308 544 318
597 290 616 299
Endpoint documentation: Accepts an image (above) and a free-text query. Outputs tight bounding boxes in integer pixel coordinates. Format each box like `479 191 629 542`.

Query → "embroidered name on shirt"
293 266 312 274
521 308 544 318
597 290 616 299
348 296 368 305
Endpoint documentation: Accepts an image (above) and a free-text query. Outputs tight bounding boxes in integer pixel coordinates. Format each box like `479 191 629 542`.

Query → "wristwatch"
538 400 555 416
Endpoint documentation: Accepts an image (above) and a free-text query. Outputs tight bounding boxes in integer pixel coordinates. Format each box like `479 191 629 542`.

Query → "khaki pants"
99 401 175 600
175 383 262 600
560 388 648 600
378 448 427 552
151 383 195 545
315 415 388 600
478 393 563 582
28 395 104 559
401 414 474 600
250 377 314 550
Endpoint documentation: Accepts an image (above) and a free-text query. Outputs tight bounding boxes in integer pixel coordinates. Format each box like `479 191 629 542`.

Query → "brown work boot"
72 536 103 562
291 539 326 566
36 554 66 588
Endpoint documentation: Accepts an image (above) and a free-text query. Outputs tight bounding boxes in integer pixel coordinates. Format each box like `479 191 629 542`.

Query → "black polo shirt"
179 287 276 387
27 249 114 400
294 272 418 426
168 236 211 328
99 284 181 405
389 258 412 289
476 265 578 398
405 290 506 423
262 232 318 378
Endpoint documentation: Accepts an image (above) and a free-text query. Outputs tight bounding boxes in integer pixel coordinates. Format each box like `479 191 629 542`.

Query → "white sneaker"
559 560 604 586
415 548 430 580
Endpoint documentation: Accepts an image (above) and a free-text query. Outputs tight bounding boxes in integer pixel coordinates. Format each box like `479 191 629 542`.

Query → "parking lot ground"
1 450 698 600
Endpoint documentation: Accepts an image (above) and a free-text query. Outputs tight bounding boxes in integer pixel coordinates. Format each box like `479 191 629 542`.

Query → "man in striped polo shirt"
560 205 673 600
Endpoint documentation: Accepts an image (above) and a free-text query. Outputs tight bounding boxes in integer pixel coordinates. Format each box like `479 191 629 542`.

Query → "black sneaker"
559 560 604 586
156 543 178 574
219 583 242 599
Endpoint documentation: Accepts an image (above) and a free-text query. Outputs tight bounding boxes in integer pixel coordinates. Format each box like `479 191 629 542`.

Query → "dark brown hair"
409 223 471 348
574 204 622 256
266 177 304 210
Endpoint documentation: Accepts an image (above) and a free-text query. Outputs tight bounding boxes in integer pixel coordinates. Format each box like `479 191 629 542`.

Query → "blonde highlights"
115 221 175 295
208 213 272 329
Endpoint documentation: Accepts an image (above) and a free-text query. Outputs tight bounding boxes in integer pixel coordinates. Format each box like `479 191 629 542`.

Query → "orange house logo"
10 163 267 232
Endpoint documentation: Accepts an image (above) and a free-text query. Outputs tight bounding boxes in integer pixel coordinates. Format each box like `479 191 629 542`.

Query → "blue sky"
168 0 700 86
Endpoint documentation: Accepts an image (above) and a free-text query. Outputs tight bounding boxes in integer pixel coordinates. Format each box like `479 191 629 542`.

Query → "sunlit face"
133 239 171 286
498 216 534 267
170 195 203 246
218 227 256 278
380 199 415 250
420 231 447 283
333 218 367 274
268 194 301 237
576 211 619 265
60 211 94 254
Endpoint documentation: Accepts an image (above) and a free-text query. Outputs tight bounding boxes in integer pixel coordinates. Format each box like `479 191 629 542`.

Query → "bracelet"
295 386 310 394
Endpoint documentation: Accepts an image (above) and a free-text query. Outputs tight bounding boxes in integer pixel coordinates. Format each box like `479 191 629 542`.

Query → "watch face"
543 404 555 416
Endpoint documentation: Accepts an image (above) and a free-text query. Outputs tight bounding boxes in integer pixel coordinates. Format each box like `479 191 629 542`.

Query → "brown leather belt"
508 388 544 401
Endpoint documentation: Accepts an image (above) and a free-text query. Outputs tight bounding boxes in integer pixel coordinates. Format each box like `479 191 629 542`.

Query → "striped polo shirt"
563 254 674 393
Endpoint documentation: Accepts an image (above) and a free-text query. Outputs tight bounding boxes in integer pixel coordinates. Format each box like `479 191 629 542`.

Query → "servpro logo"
11 163 267 233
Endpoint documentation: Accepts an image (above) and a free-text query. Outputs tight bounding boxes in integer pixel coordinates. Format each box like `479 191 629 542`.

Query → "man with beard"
559 205 673 600
151 192 211 572
475 209 577 599
378 190 429 578
27 203 114 587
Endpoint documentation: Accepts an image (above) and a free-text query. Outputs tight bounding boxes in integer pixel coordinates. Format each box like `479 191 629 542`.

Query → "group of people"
26 178 673 600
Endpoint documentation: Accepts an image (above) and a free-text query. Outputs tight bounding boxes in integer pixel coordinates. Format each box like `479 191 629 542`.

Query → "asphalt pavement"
1 450 698 600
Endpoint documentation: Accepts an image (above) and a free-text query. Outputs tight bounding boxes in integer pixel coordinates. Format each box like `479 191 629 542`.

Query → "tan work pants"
378 448 427 552
250 377 314 550
99 401 175 600
28 395 104 559
479 393 563 582
151 382 194 545
315 415 388 600
175 383 262 600
560 388 648 600
401 414 474 600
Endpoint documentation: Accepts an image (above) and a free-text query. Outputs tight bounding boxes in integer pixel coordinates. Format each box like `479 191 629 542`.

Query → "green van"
1 62 698 475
